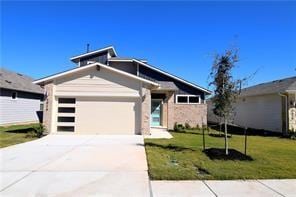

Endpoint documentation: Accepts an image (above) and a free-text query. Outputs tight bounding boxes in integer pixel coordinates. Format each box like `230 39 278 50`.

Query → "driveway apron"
0 135 150 197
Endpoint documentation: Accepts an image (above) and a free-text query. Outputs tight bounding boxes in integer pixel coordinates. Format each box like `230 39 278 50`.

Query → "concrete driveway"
0 135 150 196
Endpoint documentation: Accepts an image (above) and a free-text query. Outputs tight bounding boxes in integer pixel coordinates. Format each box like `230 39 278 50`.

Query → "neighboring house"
208 76 296 134
34 46 211 135
0 68 44 126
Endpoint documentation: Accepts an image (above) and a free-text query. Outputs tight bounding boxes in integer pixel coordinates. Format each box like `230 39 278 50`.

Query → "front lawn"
0 123 41 148
145 129 296 180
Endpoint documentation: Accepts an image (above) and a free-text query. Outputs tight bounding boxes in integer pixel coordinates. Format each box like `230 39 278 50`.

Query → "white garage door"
75 97 140 134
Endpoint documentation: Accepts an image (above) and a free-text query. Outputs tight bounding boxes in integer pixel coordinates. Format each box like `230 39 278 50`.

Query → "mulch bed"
204 148 253 161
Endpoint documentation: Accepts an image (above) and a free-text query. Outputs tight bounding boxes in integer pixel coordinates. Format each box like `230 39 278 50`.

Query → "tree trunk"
224 117 229 155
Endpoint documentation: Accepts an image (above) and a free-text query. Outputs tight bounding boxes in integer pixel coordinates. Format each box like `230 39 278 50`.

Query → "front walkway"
151 180 296 197
144 127 173 139
0 135 150 196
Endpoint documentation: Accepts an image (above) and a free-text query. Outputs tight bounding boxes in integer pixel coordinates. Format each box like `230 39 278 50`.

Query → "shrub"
178 124 185 130
202 124 208 130
288 129 296 140
195 124 200 130
174 122 178 131
174 122 185 132
27 124 45 138
185 123 191 129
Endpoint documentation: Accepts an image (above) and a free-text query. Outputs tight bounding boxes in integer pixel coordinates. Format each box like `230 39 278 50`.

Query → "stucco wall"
174 103 207 128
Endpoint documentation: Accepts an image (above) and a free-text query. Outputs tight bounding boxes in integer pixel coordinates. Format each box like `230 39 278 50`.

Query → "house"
208 76 296 134
0 68 44 126
34 46 211 135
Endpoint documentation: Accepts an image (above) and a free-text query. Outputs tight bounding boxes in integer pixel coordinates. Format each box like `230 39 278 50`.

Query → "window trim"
176 94 201 104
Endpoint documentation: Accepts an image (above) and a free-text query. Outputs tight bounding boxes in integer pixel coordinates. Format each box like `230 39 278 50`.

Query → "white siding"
233 94 282 132
55 66 140 97
0 96 41 125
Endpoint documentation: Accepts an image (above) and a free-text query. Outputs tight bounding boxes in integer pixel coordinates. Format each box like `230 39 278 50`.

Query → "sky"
1 1 296 90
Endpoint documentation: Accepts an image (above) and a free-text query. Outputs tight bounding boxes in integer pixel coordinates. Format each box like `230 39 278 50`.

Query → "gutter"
279 93 288 135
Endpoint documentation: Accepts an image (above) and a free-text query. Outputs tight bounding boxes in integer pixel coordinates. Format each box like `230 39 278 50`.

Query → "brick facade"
141 87 151 135
173 103 207 128
150 92 208 130
167 92 175 130
42 83 54 134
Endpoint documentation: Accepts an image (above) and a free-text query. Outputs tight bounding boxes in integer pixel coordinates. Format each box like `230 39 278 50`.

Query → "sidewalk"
151 179 296 197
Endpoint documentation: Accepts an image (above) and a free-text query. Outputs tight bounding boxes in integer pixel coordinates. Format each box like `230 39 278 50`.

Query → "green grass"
145 129 296 180
0 123 40 148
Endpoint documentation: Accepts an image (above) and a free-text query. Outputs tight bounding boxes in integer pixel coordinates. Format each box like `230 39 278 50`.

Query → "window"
57 116 75 122
176 96 188 103
58 107 75 113
189 96 200 104
176 95 201 104
40 102 44 111
11 92 17 99
58 98 76 104
57 126 74 132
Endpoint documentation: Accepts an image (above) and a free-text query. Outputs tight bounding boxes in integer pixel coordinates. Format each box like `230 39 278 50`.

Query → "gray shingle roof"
158 81 178 90
240 76 296 97
0 68 43 94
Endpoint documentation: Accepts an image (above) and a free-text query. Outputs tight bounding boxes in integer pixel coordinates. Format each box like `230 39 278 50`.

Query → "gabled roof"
109 57 211 94
33 62 159 87
240 76 296 97
70 46 117 63
0 68 43 94
132 59 212 94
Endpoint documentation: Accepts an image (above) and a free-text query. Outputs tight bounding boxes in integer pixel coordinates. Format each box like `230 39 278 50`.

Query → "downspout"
279 93 288 135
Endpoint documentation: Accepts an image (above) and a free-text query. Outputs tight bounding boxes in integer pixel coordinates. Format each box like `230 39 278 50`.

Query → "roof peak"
70 46 117 63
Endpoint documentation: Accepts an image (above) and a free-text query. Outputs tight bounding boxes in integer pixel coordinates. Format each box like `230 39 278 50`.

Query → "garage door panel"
75 97 140 134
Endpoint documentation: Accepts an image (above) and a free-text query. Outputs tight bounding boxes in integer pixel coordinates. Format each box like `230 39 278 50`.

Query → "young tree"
209 49 241 155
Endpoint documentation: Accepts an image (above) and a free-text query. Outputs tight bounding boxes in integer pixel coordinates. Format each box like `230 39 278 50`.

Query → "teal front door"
151 100 162 126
